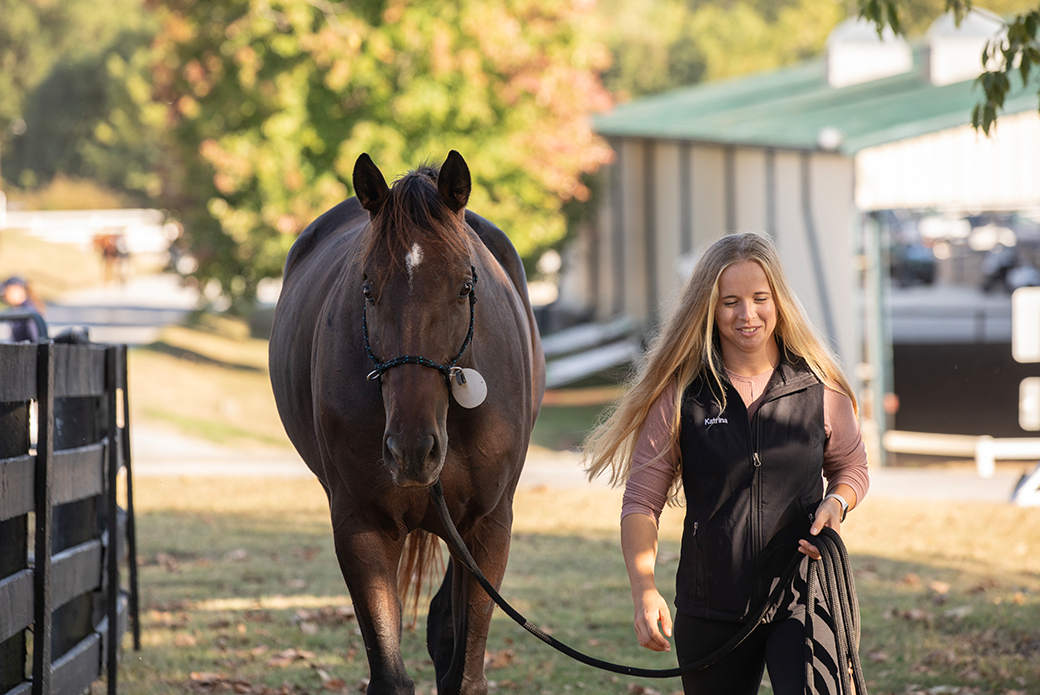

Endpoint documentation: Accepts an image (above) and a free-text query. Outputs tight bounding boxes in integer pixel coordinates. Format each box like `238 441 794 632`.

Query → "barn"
553 9 1040 466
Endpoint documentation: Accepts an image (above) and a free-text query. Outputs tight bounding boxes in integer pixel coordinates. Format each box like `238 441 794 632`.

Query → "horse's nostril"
386 433 437 465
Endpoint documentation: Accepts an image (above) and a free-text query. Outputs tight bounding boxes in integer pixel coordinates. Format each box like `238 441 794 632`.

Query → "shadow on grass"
143 340 264 372
127 504 1040 695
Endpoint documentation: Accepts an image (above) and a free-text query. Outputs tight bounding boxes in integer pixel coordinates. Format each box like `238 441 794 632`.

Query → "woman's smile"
715 261 779 372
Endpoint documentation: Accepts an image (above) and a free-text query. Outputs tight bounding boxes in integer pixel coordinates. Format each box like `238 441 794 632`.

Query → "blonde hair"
582 232 856 493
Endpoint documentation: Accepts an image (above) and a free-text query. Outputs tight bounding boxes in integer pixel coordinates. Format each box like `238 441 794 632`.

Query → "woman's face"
3 284 27 306
714 261 778 366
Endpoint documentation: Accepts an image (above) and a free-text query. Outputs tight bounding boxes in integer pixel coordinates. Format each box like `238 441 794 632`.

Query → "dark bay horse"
269 151 545 695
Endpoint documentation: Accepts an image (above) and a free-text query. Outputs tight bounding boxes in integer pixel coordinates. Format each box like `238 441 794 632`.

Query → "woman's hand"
621 514 672 651
799 495 844 560
633 589 673 652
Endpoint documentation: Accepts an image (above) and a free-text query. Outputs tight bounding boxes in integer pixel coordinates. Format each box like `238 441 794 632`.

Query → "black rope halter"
363 266 478 386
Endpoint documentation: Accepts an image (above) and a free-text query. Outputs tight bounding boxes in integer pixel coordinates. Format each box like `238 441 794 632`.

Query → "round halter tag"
450 368 487 409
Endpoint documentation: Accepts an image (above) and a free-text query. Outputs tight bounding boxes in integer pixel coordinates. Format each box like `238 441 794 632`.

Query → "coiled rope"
430 480 868 691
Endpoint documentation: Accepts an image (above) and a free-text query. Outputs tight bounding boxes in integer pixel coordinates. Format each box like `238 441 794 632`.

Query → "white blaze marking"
405 243 423 286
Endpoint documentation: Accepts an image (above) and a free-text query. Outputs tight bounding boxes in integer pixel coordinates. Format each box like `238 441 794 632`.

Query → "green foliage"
0 0 155 185
689 0 845 80
595 0 706 99
4 28 166 200
973 8 1040 133
596 0 848 98
857 0 1040 135
148 0 614 309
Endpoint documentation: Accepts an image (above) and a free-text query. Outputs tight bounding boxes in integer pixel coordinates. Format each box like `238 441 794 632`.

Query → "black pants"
673 605 841 694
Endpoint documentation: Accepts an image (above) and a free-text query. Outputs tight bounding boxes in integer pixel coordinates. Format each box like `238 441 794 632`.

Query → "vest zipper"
692 520 704 598
750 409 763 603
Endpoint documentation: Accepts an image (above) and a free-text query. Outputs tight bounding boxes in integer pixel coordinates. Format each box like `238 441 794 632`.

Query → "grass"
0 229 110 300
127 317 294 450
94 477 1040 695
0 229 163 302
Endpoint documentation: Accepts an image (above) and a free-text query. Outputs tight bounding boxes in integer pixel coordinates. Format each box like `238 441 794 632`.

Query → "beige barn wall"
855 110 1040 211
619 139 650 322
587 140 860 375
690 146 727 253
652 142 684 325
593 158 616 318
734 148 768 233
806 152 858 371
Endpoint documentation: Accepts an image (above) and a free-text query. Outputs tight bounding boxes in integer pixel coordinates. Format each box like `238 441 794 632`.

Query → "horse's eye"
459 281 473 298
363 282 373 301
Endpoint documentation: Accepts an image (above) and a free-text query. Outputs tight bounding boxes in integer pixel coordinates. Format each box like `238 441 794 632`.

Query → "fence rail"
0 341 139 695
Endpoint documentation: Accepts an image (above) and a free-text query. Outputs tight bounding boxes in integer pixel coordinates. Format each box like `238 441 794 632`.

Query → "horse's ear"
353 153 390 216
438 150 471 213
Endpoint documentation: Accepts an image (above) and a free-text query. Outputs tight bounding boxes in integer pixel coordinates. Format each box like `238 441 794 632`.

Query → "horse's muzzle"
383 432 444 488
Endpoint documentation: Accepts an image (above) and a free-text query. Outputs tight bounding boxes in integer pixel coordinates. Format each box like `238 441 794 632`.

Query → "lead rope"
806 529 868 695
431 481 866 690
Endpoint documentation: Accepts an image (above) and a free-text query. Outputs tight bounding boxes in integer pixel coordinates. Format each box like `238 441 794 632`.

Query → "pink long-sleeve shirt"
621 369 870 525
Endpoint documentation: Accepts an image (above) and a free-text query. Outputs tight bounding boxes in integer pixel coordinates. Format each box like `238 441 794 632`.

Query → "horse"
269 151 546 695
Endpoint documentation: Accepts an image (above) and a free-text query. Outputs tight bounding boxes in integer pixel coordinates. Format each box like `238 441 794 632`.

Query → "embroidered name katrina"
704 416 728 425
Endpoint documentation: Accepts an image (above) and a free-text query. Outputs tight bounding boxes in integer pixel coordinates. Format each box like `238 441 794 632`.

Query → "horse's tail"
399 528 444 627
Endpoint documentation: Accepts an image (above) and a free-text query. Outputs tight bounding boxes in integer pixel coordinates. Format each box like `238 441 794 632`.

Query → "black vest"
674 357 825 622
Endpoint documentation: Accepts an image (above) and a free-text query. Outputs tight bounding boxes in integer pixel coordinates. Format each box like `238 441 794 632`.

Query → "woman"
583 232 869 694
1 276 46 342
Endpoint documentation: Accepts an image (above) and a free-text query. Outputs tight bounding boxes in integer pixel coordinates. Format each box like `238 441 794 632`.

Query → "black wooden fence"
0 341 140 695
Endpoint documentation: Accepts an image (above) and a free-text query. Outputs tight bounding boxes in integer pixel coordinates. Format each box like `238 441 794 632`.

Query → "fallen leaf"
627 685 662 695
484 649 516 670
929 580 951 595
174 633 197 647
299 621 319 635
189 672 224 684
322 678 347 691
902 573 921 587
156 552 180 573
295 546 322 561
225 548 249 562
868 650 889 663
969 578 999 594
266 647 315 668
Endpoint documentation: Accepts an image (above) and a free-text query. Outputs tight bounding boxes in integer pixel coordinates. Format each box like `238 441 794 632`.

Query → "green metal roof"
593 48 1040 154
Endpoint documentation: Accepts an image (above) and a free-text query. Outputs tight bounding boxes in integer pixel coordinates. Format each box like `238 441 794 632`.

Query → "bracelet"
822 493 849 522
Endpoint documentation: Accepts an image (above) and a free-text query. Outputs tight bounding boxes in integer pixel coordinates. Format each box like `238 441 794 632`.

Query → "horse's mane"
360 165 472 272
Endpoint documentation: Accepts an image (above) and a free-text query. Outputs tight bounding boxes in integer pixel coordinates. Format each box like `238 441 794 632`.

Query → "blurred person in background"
1 276 46 342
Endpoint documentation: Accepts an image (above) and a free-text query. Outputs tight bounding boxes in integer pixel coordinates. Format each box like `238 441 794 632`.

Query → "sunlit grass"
100 477 1040 695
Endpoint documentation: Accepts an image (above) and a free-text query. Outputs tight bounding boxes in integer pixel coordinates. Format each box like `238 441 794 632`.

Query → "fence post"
49 378 99 665
105 347 120 695
32 343 54 695
121 344 141 651
0 398 30 693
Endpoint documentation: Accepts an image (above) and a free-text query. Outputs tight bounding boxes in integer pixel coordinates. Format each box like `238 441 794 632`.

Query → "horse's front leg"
330 522 414 695
436 509 513 695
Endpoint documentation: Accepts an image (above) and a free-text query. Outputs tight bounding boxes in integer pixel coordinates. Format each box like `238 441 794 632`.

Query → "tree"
859 0 1040 133
0 0 154 187
147 0 614 310
687 0 844 81
595 0 706 100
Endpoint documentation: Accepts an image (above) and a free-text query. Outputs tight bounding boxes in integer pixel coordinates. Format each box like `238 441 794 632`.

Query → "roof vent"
926 8 1005 86
826 18 913 88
